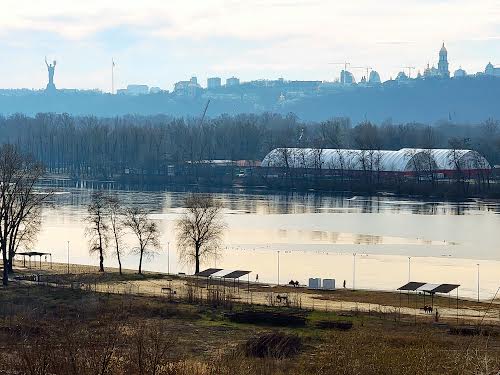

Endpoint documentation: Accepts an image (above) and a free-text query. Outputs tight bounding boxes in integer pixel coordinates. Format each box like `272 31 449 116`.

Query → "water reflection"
47 185 500 217
36 185 500 299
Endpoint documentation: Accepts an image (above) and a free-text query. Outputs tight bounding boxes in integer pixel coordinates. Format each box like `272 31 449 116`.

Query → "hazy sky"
1 0 499 91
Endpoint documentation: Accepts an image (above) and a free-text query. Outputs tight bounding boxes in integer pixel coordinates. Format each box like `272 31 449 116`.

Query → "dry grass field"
1 263 499 374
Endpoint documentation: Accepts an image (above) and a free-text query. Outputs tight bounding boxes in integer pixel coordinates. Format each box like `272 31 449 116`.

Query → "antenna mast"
111 59 115 94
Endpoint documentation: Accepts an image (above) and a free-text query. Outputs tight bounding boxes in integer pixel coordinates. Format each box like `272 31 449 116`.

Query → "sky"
0 0 499 91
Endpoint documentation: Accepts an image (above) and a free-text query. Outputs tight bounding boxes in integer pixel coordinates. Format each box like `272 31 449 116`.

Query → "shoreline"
9 261 499 324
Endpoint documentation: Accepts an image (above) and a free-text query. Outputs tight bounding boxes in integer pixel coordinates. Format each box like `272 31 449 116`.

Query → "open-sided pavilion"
17 251 52 269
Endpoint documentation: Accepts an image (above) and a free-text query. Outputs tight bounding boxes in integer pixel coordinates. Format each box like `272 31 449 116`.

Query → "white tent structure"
261 148 491 174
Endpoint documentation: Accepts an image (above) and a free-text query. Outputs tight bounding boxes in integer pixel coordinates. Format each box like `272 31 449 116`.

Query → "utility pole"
167 241 170 274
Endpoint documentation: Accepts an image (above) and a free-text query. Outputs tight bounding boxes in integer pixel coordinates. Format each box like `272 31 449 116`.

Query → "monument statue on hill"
45 57 57 92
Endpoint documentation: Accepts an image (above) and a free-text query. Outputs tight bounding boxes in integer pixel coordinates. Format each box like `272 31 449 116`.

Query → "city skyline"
0 0 499 91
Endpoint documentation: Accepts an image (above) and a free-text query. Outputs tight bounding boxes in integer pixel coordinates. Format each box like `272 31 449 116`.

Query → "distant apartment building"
226 77 240 87
207 77 222 89
149 86 162 94
117 84 149 95
174 77 202 97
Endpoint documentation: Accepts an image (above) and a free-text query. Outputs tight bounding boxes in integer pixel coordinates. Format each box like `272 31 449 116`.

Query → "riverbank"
2 261 500 374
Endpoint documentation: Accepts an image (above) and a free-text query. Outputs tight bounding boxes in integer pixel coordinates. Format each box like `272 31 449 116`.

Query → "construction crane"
351 66 372 81
199 99 210 126
402 66 416 78
329 62 350 84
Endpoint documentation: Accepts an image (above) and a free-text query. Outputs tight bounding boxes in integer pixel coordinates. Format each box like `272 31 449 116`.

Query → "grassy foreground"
1 265 500 374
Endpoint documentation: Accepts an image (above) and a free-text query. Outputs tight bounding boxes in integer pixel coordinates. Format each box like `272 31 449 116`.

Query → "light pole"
277 251 280 286
167 241 170 275
408 256 411 282
477 263 480 302
353 253 357 291
67 241 70 274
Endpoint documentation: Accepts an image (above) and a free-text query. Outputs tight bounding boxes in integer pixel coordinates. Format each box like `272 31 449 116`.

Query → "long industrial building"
261 148 491 176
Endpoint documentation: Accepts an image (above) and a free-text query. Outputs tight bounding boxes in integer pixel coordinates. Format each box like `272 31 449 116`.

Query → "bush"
243 332 302 359
225 310 306 327
315 320 353 330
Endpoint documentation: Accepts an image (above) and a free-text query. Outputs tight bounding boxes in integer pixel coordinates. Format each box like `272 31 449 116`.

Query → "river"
34 186 500 300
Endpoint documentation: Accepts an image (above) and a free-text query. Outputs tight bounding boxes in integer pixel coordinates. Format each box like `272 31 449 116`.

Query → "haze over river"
36 186 500 300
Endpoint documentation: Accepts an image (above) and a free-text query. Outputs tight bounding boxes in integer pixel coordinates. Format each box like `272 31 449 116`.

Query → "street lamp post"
353 253 357 291
277 250 280 286
67 241 70 274
408 256 411 282
477 263 480 302
167 241 170 275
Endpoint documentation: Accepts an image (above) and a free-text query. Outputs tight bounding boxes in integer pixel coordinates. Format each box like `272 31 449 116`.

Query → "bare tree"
448 137 470 192
106 194 125 275
85 191 109 272
0 144 49 286
123 207 160 275
176 194 226 274
8 211 41 267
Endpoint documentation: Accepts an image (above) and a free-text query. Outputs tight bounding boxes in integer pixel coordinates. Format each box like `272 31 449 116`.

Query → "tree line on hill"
0 113 498 180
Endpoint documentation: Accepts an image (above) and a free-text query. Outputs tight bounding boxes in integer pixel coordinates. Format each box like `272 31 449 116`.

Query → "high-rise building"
226 77 240 87
438 43 450 78
368 70 381 84
207 77 222 89
340 70 355 84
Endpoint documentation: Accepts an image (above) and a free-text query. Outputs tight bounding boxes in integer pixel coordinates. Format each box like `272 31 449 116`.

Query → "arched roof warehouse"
261 148 491 172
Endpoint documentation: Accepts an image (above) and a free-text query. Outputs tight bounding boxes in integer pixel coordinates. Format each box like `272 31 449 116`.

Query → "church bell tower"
438 43 450 78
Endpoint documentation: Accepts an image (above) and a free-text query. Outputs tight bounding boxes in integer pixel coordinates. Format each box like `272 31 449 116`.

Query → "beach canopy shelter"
195 268 223 277
397 282 459 295
223 270 251 279
195 268 251 291
398 281 460 317
195 268 251 280
397 282 426 291
429 284 460 294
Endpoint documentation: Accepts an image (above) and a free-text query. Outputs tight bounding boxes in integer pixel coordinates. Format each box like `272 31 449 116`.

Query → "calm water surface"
36 187 500 300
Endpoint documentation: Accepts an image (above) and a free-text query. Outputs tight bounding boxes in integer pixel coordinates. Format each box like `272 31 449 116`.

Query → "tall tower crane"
351 66 372 81
328 62 350 84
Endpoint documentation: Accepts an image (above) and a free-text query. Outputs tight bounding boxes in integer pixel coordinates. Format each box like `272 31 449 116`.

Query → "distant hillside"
0 76 499 123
